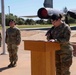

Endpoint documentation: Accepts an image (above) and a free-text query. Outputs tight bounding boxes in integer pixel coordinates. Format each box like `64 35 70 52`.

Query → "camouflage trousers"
7 44 18 63
55 50 72 75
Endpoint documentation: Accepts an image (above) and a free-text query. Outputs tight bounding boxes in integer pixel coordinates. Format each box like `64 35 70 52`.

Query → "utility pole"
1 0 7 54
8 6 10 18
8 6 10 15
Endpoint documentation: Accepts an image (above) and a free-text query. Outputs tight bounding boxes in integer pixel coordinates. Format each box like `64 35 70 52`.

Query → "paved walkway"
0 41 31 75
0 30 76 75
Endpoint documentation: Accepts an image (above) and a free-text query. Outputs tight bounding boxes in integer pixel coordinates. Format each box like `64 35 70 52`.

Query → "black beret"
9 19 15 23
51 14 62 21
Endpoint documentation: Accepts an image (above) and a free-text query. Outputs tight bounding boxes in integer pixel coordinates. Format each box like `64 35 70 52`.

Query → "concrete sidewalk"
0 41 31 75
0 30 76 75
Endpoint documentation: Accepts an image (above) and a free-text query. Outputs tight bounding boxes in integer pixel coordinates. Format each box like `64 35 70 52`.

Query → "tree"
25 19 35 25
36 19 46 24
17 18 25 25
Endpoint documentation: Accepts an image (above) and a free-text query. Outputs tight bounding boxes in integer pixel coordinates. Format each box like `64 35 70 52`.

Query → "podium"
23 40 60 75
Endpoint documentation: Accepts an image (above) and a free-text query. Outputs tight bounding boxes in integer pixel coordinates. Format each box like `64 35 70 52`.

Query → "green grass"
0 24 51 30
16 24 51 28
0 24 76 30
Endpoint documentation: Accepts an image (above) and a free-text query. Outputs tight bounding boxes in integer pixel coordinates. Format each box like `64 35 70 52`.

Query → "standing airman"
5 19 21 67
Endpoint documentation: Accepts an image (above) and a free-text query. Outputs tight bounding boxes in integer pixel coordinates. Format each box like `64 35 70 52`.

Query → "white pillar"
1 0 7 54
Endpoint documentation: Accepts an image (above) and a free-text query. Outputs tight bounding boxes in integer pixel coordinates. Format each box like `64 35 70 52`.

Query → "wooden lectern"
23 40 60 75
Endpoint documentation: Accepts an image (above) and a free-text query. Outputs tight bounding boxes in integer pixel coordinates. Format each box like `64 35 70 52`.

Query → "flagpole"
1 0 7 54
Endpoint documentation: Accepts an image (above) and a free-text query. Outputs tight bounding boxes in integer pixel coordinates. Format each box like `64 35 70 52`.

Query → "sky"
0 0 76 20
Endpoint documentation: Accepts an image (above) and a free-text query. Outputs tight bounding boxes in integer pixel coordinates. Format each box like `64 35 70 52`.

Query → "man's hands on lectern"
49 39 55 42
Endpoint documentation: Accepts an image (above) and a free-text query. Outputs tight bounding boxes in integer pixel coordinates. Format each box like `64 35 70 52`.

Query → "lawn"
0 24 51 30
0 24 76 30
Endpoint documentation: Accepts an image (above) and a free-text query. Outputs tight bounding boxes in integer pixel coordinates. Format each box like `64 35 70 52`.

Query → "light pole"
8 6 10 18
8 6 10 15
1 0 7 54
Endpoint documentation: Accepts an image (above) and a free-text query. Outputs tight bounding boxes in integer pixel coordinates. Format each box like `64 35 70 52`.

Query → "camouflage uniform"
46 22 73 75
5 26 21 67
0 33 2 47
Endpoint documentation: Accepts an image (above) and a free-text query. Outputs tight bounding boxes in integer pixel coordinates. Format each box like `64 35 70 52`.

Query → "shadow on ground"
0 66 13 72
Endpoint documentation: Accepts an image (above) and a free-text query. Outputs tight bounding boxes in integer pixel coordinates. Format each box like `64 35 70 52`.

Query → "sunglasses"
51 19 57 23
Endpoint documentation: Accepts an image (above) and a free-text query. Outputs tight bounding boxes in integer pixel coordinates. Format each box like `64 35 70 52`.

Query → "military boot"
12 61 17 67
8 62 13 67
